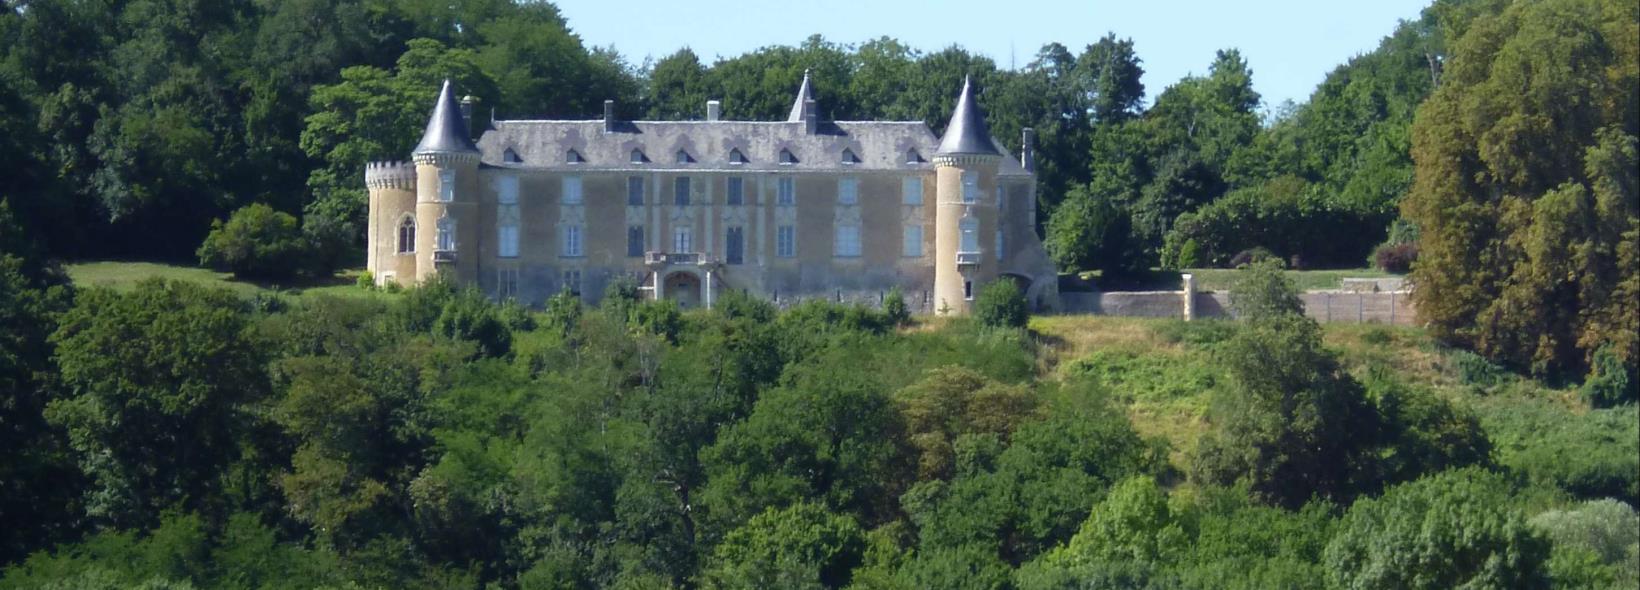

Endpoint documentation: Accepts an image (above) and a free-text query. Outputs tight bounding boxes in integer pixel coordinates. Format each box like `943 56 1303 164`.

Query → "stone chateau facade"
365 73 1057 314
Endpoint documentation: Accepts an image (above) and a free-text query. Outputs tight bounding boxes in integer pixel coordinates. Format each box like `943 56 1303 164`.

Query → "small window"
561 269 581 296
905 149 922 164
902 177 923 205
630 148 646 164
777 177 795 206
838 178 858 205
436 217 456 251
438 169 455 202
561 224 583 257
903 224 923 257
964 280 974 300
779 149 796 165
565 149 584 164
504 148 522 163
726 226 744 265
729 148 747 165
834 225 861 257
672 225 693 253
627 225 645 257
841 148 859 165
397 217 416 254
497 269 519 299
562 176 583 204
675 150 693 164
961 171 979 204
776 225 795 258
674 177 691 206
627 176 644 206
726 177 744 206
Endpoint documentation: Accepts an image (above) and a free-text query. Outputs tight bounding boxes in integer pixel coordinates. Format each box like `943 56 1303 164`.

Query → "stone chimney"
803 99 818 135
603 99 615 133
459 95 476 136
1021 128 1036 172
707 100 722 122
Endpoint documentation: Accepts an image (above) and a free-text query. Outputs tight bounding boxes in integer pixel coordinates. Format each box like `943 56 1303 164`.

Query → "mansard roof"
475 119 1029 176
414 80 479 155
935 76 1001 157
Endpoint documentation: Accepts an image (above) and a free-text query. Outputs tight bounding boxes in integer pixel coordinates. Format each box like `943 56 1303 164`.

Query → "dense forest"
1 0 1638 587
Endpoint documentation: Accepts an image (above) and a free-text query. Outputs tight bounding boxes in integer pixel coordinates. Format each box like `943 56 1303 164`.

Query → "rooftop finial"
414 80 480 155
936 74 1000 156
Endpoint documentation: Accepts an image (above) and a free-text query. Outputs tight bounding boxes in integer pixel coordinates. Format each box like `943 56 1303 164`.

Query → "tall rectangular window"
627 176 644 206
777 225 795 258
902 177 923 205
961 171 979 203
497 211 519 257
995 228 1005 258
838 178 859 205
777 177 795 206
438 169 455 202
673 225 692 253
903 224 923 257
726 227 744 265
959 217 978 253
627 225 645 257
497 269 518 299
726 177 744 206
562 176 583 204
497 175 519 204
834 225 861 257
562 269 581 295
561 224 583 257
674 177 691 206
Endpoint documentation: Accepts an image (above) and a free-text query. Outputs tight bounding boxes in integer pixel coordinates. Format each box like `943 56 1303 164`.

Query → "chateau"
365 74 1058 314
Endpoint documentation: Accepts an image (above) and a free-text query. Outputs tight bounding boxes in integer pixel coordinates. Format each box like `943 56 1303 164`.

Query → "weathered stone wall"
1057 289 1417 325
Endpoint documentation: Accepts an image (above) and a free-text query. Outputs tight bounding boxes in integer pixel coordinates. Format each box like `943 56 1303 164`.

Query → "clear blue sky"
555 0 1431 110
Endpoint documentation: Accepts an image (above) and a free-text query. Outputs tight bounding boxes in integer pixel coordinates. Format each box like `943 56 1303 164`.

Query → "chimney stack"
1021 128 1036 172
603 99 615 133
459 95 476 137
707 100 722 122
803 99 818 135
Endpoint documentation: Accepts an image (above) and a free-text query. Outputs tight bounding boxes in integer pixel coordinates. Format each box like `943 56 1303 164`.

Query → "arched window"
905 149 922 164
397 217 416 253
841 148 859 165
436 216 456 252
729 148 747 165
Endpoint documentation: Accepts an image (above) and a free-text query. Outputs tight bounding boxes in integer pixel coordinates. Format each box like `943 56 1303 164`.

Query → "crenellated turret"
412 80 481 284
932 76 1003 315
365 161 419 286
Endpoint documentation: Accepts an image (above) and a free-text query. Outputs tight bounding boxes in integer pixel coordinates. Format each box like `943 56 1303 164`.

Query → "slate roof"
935 76 1000 156
476 119 1029 176
414 80 479 155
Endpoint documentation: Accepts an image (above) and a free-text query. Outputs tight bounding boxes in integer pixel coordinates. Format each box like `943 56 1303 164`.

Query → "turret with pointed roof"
786 69 815 123
935 76 999 157
414 80 479 155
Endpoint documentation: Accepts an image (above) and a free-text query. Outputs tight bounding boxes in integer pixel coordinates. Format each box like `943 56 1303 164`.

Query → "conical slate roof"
414 80 479 155
935 76 999 156
786 69 814 122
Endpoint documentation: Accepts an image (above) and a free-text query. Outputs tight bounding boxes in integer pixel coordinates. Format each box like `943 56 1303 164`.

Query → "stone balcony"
955 251 980 267
645 251 718 268
433 249 457 263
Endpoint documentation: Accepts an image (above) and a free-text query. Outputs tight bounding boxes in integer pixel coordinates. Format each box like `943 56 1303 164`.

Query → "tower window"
959 216 978 253
438 169 455 202
961 171 979 204
397 217 415 254
964 280 974 300
436 217 456 251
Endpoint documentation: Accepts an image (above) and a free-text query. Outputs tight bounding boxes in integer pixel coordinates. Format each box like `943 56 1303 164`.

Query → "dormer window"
504 148 522 163
905 149 922 164
779 149 797 165
630 148 646 164
841 148 860 165
729 148 747 165
565 149 584 164
675 150 693 164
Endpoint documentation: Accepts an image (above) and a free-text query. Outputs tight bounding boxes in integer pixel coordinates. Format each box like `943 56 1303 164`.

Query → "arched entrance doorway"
663 271 702 308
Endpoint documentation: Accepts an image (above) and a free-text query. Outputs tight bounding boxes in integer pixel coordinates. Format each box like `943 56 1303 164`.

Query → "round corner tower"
366 161 419 287
932 76 1003 315
409 79 482 285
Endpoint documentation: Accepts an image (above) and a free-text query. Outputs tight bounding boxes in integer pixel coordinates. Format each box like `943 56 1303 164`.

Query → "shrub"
974 279 1027 330
196 203 312 280
1228 258 1302 321
355 270 374 289
1581 346 1636 407
1173 238 1203 269
883 286 911 327
1228 247 1277 268
1373 242 1419 273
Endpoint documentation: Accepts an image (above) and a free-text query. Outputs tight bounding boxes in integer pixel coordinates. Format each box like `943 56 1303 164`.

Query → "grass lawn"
66 261 390 300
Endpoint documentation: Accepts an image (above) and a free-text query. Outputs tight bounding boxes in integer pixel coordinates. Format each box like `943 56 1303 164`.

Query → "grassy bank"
66 261 387 300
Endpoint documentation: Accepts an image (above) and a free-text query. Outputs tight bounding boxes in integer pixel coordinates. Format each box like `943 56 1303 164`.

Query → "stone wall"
1058 288 1416 325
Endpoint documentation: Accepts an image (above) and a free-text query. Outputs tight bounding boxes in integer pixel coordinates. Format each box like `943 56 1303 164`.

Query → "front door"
664 272 702 308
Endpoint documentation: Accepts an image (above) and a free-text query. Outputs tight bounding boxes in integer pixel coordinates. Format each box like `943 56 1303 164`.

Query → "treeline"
2 202 1637 586
1 0 1487 273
